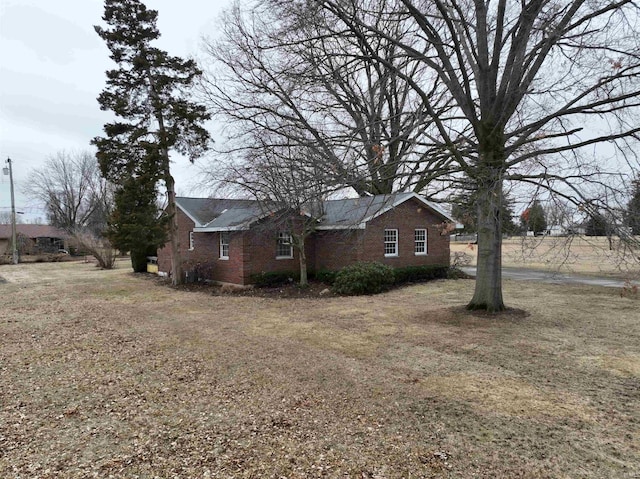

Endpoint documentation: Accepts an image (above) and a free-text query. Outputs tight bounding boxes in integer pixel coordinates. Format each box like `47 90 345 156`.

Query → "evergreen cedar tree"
520 201 547 235
92 0 211 284
107 172 168 272
585 213 611 237
451 186 517 235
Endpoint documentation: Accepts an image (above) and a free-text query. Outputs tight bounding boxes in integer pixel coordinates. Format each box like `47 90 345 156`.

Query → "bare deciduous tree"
315 0 640 311
626 178 640 235
23 150 117 268
72 230 119 269
216 129 329 286
200 0 453 198
0 211 23 225
24 150 112 235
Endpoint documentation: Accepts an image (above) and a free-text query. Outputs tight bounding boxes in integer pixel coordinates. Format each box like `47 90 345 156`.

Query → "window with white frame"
415 229 427 255
276 232 293 259
188 231 194 250
219 232 229 259
384 229 398 257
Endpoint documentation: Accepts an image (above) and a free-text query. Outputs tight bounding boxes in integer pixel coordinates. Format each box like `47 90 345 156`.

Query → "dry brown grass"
1 260 639 478
451 235 640 280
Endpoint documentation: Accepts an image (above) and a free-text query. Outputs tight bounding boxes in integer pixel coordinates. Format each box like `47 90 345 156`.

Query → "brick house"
0 224 67 255
157 192 456 285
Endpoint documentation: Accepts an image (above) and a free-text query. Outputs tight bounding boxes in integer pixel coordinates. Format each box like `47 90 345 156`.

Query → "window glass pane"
414 229 427 254
384 229 397 255
220 232 229 258
277 232 293 257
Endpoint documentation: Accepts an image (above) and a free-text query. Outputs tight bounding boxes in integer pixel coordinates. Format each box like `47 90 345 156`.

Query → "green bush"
333 262 395 295
314 269 338 285
393 264 449 284
250 271 299 287
446 267 470 279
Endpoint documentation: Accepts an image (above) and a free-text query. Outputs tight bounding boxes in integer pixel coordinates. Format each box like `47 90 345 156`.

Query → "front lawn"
0 261 638 477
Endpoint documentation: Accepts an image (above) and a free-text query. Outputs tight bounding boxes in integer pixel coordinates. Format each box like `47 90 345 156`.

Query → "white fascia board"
401 193 456 222
315 223 366 231
194 226 250 232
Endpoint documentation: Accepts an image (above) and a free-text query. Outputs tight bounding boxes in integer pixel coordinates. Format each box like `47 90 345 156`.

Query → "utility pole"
3 157 18 264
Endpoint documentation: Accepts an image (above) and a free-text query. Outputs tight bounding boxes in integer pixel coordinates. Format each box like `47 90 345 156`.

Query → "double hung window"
384 229 398 257
276 232 293 259
415 229 427 255
219 232 229 259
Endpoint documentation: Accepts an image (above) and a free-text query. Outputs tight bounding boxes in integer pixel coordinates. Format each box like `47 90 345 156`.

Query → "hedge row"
250 263 450 295
249 271 299 287
249 269 337 287
392 264 449 285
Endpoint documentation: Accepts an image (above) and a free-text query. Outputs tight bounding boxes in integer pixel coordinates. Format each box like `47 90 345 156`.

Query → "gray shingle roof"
175 197 269 229
178 193 453 231
319 193 414 228
319 192 453 229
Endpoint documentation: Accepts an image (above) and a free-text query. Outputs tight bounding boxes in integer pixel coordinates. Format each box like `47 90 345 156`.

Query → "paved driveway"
462 266 638 288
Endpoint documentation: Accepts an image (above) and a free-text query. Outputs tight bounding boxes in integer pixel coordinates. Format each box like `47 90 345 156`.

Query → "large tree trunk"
145 63 184 286
165 173 183 286
467 171 505 312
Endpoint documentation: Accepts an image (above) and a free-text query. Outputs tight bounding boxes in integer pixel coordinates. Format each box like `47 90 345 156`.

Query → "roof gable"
176 197 274 231
176 197 264 228
318 192 454 230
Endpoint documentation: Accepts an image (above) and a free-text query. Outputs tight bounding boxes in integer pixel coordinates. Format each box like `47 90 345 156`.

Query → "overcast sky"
0 0 231 222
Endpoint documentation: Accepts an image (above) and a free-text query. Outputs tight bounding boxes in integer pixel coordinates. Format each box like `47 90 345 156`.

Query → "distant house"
0 224 67 255
158 192 456 285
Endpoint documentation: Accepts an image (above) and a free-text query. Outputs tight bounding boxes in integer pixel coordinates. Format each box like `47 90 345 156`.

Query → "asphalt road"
461 267 638 288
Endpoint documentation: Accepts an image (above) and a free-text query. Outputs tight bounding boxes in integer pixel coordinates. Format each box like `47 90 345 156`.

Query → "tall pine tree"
93 0 210 284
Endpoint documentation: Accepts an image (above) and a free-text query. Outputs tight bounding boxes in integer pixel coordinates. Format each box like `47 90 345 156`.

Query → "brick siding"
357 198 450 267
158 198 450 285
313 230 363 271
242 217 316 282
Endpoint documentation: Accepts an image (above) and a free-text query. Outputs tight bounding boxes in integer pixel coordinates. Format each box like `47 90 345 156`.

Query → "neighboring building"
0 224 67 255
158 193 456 285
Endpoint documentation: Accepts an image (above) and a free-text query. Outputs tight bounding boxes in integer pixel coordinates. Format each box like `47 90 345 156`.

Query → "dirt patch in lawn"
1 261 639 478
169 277 338 299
